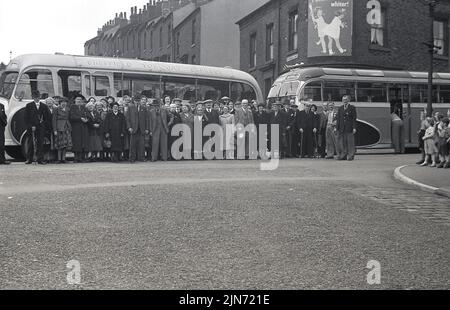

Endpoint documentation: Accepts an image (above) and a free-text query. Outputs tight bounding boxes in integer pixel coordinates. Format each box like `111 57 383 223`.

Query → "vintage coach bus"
268 67 450 150
0 54 263 159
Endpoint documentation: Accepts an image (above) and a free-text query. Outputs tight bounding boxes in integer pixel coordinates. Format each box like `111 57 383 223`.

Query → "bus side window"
439 85 450 103
15 69 54 100
323 81 355 102
58 70 82 100
162 76 196 103
93 76 110 97
356 82 387 102
410 84 438 103
131 74 161 100
303 81 322 101
197 79 229 102
114 73 131 98
231 82 256 102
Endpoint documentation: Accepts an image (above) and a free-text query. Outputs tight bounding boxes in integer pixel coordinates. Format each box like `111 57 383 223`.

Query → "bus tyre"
5 146 25 160
20 135 31 161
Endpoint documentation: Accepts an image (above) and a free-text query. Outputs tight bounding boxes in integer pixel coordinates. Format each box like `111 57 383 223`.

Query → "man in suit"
287 103 300 158
317 102 329 158
0 100 10 165
126 95 149 163
253 103 269 156
336 95 357 161
148 100 169 162
297 102 318 158
204 99 220 124
268 102 288 158
203 99 220 154
25 90 51 164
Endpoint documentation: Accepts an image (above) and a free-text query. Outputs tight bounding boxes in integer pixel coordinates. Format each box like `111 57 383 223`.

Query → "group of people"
417 111 450 168
1 90 358 165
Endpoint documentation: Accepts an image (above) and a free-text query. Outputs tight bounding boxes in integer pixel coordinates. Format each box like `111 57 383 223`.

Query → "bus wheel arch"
5 146 24 160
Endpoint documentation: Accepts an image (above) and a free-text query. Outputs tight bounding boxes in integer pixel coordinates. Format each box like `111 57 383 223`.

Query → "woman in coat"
86 102 103 161
69 95 90 163
104 102 126 162
52 97 72 163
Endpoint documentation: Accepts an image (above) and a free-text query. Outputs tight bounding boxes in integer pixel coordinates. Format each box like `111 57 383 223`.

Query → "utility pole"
423 0 440 117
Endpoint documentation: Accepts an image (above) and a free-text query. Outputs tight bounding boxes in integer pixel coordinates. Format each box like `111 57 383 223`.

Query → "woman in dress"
86 102 103 161
219 106 235 159
52 97 72 163
104 102 126 163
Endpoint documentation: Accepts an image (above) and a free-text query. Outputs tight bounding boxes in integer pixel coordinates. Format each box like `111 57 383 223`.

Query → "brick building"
237 0 450 97
85 0 268 69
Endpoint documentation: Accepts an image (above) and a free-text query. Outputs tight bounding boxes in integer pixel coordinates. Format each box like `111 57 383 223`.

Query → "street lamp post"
427 1 436 117
422 0 442 117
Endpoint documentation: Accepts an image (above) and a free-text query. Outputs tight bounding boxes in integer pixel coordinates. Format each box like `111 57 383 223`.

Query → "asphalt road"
0 155 449 289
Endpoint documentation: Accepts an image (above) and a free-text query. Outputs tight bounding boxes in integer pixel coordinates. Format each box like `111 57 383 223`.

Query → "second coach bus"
268 67 450 150
0 54 263 159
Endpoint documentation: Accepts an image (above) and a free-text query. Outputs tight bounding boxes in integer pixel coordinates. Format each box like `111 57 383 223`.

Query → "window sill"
369 44 391 52
286 49 298 56
248 67 257 73
260 60 275 71
434 54 449 61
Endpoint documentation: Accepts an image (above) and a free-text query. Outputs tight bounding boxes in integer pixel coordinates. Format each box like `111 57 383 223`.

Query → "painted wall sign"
366 0 383 45
308 0 353 57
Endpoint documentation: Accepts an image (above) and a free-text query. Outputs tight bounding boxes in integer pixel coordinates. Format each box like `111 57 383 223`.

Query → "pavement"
394 164 450 198
0 154 449 290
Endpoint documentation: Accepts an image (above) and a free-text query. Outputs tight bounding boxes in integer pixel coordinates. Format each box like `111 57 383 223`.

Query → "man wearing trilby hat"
148 99 169 162
126 95 149 163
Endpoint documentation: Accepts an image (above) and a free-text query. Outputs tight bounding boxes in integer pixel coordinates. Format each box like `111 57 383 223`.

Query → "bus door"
388 84 410 149
57 70 91 99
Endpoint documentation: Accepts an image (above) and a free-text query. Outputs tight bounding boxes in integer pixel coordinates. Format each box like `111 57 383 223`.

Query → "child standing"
421 118 438 167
